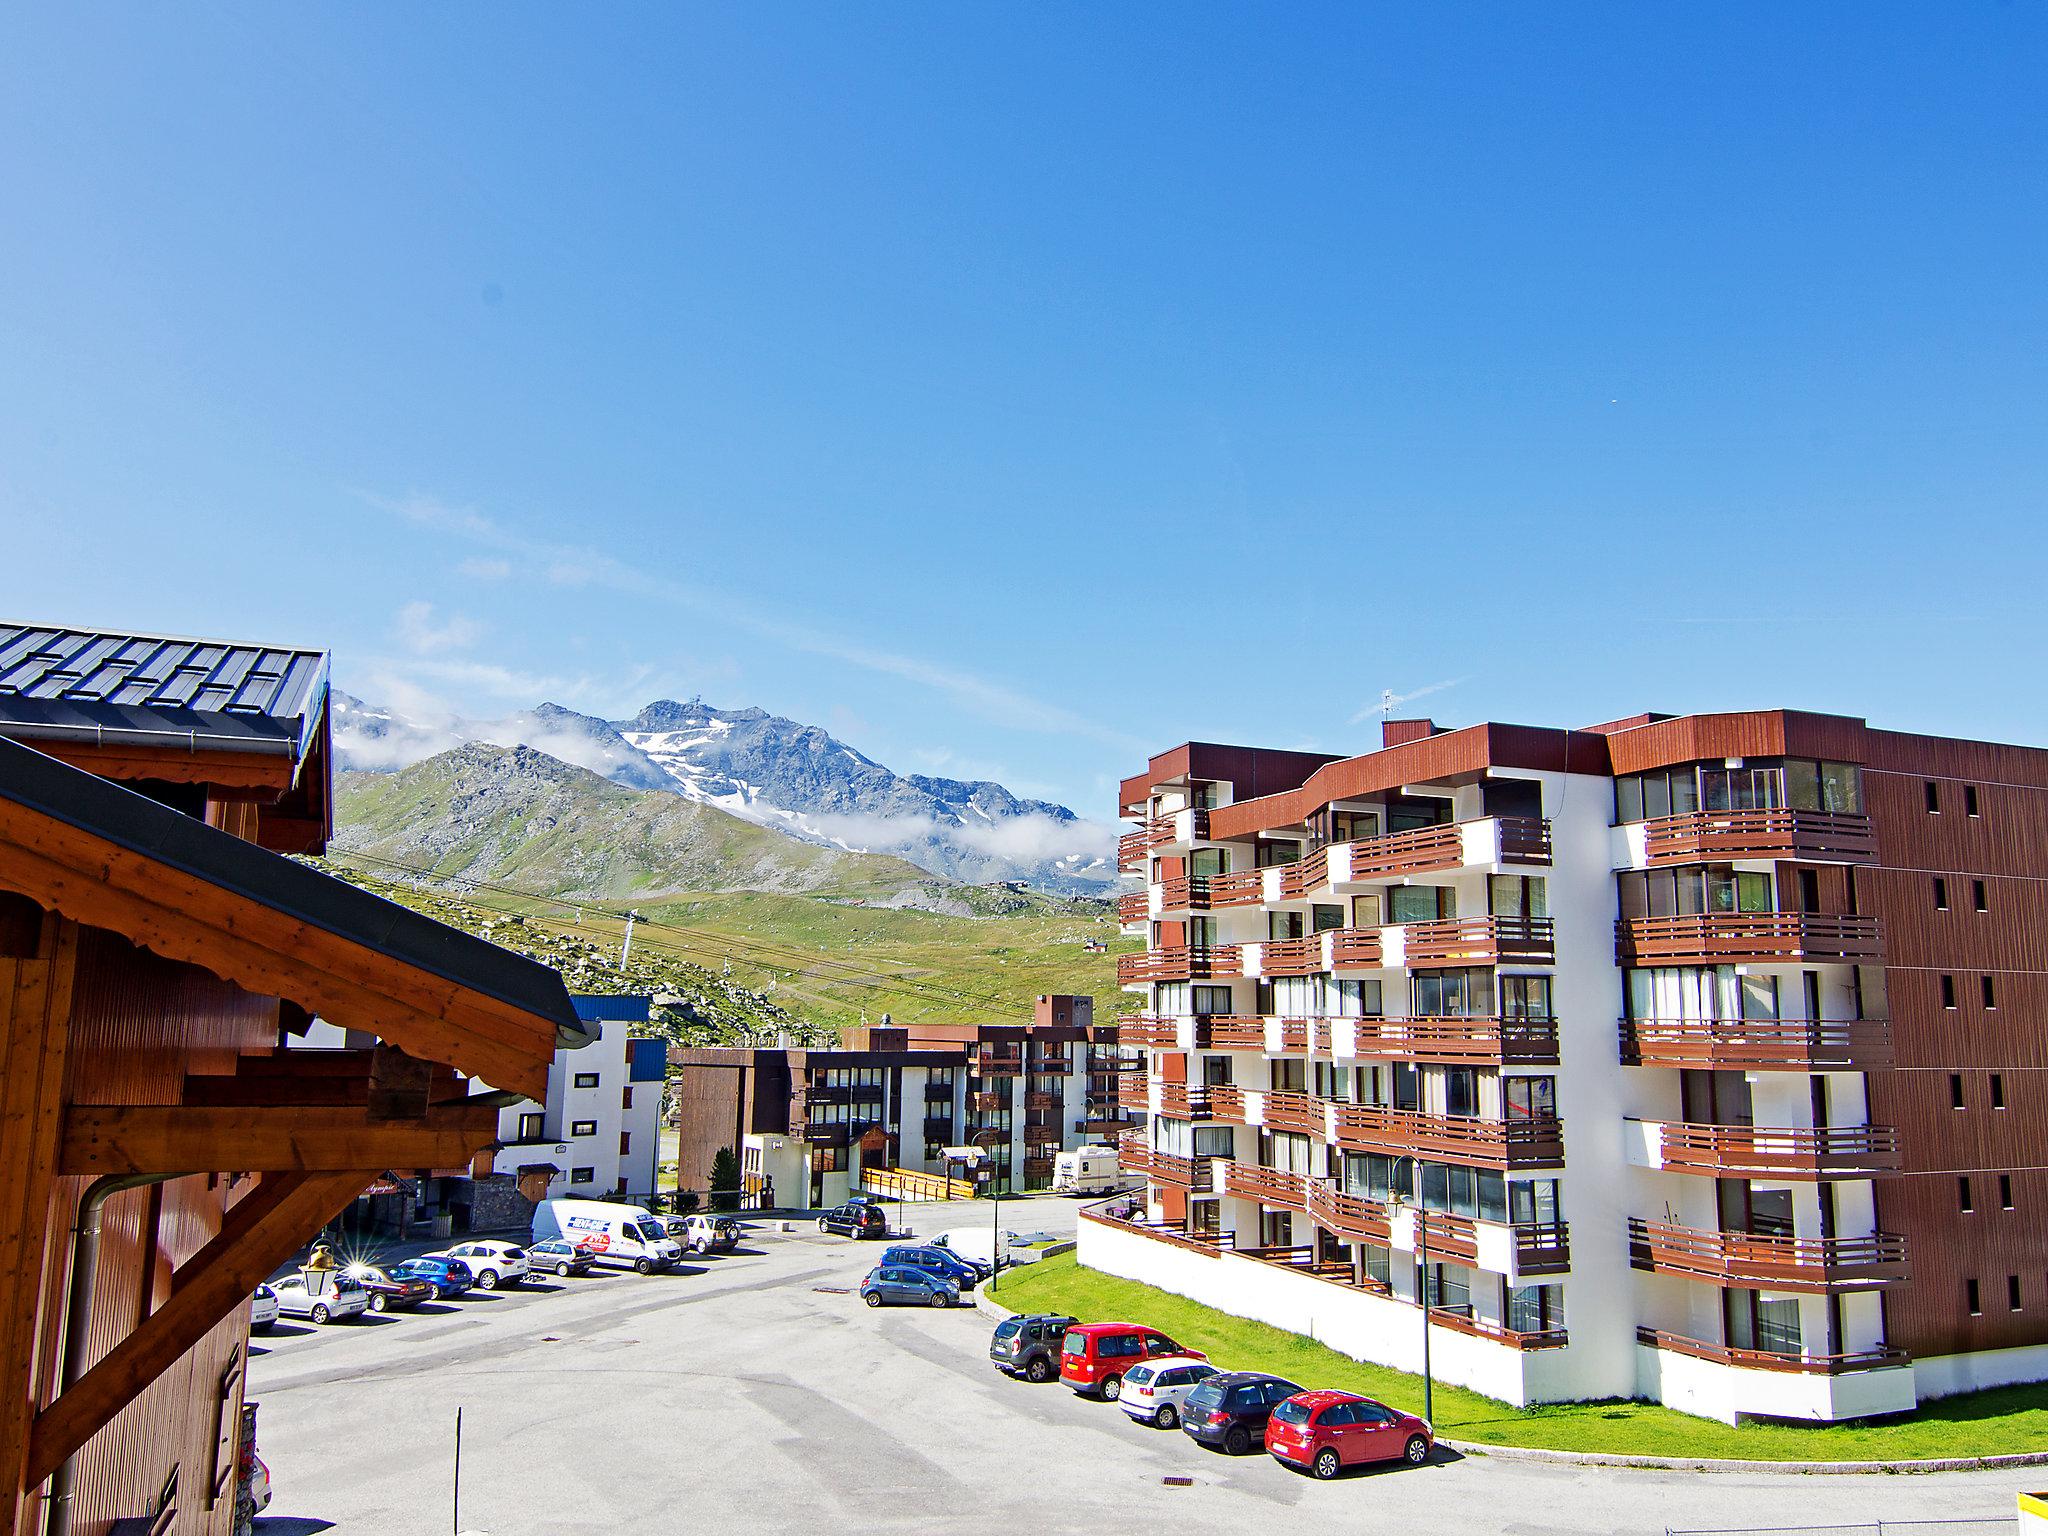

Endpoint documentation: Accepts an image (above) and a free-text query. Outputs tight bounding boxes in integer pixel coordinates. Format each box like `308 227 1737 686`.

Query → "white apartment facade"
497 994 667 1202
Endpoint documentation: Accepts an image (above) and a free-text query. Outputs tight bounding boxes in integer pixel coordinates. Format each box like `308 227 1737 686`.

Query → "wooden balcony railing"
1155 875 1212 913
1514 1220 1573 1276
1636 1327 1909 1375
1116 810 1210 871
1201 1015 1268 1048
1617 912 1884 965
1258 1090 1325 1138
1254 934 1325 978
1304 1179 1393 1244
1328 1102 1566 1169
1208 868 1267 907
1277 844 1335 902
969 1091 1007 1112
1430 1307 1570 1352
1117 945 1243 986
1620 1016 1893 1072
1496 817 1554 865
1325 1015 1560 1066
1224 1160 1308 1208
1117 1133 1208 1190
1640 808 1878 867
1023 1091 1059 1113
1334 823 1465 884
1626 1219 1908 1292
1080 1202 1236 1257
1655 1121 1901 1179
1116 891 1150 923
970 1051 1024 1075
1329 927 1384 969
1403 915 1555 966
1155 1082 1210 1119
1115 1015 1180 1049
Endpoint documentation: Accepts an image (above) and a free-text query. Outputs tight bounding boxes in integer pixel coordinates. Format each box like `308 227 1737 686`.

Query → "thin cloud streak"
1348 678 1466 726
378 493 1151 753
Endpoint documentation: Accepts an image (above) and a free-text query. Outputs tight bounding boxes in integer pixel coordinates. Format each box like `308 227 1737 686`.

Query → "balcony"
1223 1160 1308 1208
924 1080 955 1101
1208 868 1267 907
1117 890 1150 924
1647 1120 1901 1180
1282 817 1555 900
1117 946 1243 986
1326 1101 1566 1169
1639 808 1878 868
922 1114 954 1137
1616 912 1883 966
1243 928 1382 979
1024 1091 1059 1112
1304 1179 1391 1245
970 1051 1025 1076
1204 1014 1283 1049
1620 1016 1894 1072
969 1090 1008 1112
1114 1014 1180 1049
1155 875 1213 914
1116 809 1209 871
1636 1327 1909 1376
1402 915 1554 966
1323 1015 1560 1066
1627 1219 1908 1291
1156 1082 1210 1119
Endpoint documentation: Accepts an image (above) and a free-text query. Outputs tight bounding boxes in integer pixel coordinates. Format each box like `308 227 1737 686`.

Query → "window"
569 1119 597 1138
1967 784 1981 818
1412 967 1494 1019
621 1086 634 1110
1499 974 1553 1022
2001 1174 2014 1210
1974 880 1989 912
1506 1282 1562 1334
1951 1073 1966 1109
1926 781 1941 814
1960 1176 1974 1212
1505 1076 1556 1120
1992 1073 2006 1110
1191 984 1233 1014
1984 976 1998 1009
574 1072 600 1089
2012 1275 2025 1312
1311 903 1344 932
619 1131 632 1154
518 1111 544 1140
1967 1278 1982 1316
1934 878 1949 911
1390 885 1455 923
571 1167 596 1186
1942 974 1957 1009
1488 875 1548 918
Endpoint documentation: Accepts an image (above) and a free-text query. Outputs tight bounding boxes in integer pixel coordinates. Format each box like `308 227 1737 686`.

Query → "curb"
1440 1440 2048 1476
975 1289 1018 1323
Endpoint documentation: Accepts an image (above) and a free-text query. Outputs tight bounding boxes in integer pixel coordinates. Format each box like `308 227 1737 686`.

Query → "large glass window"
1499 974 1553 1022
1258 1129 1314 1175
1443 1068 1480 1118
1390 885 1455 923
1506 1283 1563 1333
1191 985 1234 1015
1509 1178 1562 1225
1343 1152 1412 1202
1489 875 1548 918
1412 968 1494 1018
1504 1077 1556 1120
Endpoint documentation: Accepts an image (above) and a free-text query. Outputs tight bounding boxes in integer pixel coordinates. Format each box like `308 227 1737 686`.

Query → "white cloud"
798 808 1115 871
394 600 484 656
1347 678 1467 726
378 492 1149 753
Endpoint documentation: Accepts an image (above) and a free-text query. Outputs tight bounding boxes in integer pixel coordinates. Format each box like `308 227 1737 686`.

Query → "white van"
1052 1144 1126 1194
532 1199 684 1273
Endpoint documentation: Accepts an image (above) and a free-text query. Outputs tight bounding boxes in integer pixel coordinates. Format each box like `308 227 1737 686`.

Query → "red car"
1265 1390 1433 1478
1058 1323 1205 1401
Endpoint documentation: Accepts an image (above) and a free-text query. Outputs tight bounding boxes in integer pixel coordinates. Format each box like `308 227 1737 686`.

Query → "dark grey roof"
0 622 330 758
0 733 589 1049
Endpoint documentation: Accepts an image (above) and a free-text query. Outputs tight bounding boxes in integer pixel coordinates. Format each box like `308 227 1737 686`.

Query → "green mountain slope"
333 743 948 902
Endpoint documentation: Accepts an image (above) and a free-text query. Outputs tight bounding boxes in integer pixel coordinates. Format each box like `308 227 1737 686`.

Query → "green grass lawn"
994 1251 2048 1461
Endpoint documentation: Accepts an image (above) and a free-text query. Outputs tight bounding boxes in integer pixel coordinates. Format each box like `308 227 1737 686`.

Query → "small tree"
709 1147 742 1213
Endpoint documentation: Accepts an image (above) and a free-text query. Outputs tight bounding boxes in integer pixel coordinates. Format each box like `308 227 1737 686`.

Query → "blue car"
861 1264 960 1309
390 1255 474 1300
882 1244 985 1289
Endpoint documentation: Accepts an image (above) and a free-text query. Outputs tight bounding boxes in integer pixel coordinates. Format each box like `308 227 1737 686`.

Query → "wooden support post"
0 913 77 1536
25 1170 366 1492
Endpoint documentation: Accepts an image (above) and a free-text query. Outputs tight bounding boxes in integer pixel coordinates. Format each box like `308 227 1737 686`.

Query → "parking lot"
250 1199 2025 1535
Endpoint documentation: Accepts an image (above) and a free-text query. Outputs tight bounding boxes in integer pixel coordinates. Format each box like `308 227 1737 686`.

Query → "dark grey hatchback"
989 1312 1078 1383
1181 1372 1306 1455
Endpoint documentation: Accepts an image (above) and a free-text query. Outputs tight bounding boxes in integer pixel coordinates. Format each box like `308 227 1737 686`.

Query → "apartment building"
673 996 1141 1208
1099 710 2048 1424
492 994 667 1203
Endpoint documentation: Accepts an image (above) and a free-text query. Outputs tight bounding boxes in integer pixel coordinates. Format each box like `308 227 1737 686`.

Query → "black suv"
989 1312 1077 1383
817 1202 889 1239
1182 1372 1305 1455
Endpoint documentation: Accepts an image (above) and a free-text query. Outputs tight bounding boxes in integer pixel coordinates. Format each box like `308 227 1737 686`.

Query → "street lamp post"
1415 1183 1435 1427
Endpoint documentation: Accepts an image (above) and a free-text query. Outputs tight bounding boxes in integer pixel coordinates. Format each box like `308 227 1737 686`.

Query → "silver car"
270 1271 371 1324
1119 1356 1223 1430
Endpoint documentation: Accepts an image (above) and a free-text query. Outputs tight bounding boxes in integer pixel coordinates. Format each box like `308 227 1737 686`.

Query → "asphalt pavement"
247 1195 2025 1536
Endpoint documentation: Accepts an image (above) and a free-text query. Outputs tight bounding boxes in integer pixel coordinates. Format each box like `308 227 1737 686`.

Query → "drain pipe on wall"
45 1171 189 1536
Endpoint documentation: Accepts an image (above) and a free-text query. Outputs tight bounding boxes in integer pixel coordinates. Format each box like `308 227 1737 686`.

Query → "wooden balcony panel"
1656 1121 1901 1179
1626 1219 1909 1292
1224 1160 1307 1209
1328 1015 1560 1066
1116 891 1149 923
1429 1307 1570 1351
1208 868 1267 907
1514 1219 1572 1276
1340 823 1465 882
1116 815 1178 871
1256 935 1325 978
1117 945 1243 986
969 1091 1008 1112
1277 846 1333 902
1328 928 1383 970
1403 915 1555 967
1023 1091 1059 1112
1304 1179 1392 1245
1260 1090 1324 1138
1620 1017 1893 1072
1329 1103 1566 1169
1155 875 1212 913
1640 809 1879 868
1495 816 1553 866
1155 1082 1211 1119
1636 1327 1909 1375
1616 913 1884 966
1200 1014 1267 1048
1115 1014 1180 1049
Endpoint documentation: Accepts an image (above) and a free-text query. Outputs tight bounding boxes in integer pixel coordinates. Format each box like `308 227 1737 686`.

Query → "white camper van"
1051 1144 1126 1194
532 1199 684 1273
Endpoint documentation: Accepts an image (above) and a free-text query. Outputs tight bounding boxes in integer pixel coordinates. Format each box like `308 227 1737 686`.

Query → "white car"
250 1284 280 1334
427 1240 531 1290
270 1272 370 1324
1119 1356 1223 1430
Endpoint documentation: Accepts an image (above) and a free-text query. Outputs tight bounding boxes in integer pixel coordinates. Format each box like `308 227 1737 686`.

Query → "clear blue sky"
4 5 2045 816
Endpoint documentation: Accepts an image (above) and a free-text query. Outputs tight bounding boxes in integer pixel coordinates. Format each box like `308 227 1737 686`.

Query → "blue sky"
4 5 2046 816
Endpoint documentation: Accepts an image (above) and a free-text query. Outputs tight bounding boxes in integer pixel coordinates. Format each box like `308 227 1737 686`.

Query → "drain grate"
1162 1476 1193 1488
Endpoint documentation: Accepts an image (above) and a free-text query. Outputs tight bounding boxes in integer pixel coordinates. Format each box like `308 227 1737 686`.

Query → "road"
249 1198 2024 1536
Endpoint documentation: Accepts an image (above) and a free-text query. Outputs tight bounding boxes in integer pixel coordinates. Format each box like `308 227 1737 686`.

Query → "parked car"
1267 1390 1433 1478
342 1264 435 1313
389 1255 474 1300
250 1284 280 1334
425 1240 531 1290
882 1243 985 1289
1119 1356 1223 1430
989 1312 1077 1383
1059 1323 1205 1401
818 1203 890 1239
248 1453 271 1514
270 1271 371 1325
534 1200 683 1273
860 1264 960 1308
527 1238 596 1277
1181 1371 1306 1454
678 1214 742 1254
